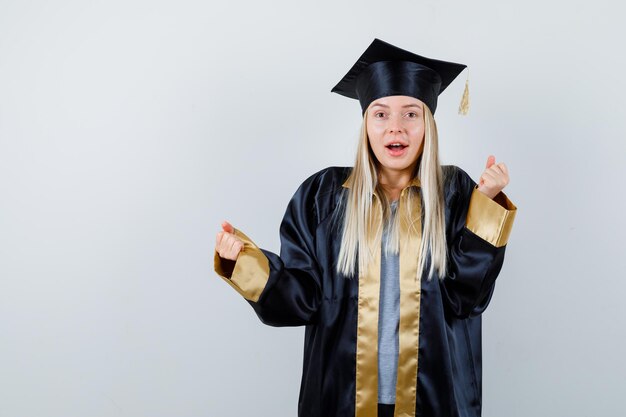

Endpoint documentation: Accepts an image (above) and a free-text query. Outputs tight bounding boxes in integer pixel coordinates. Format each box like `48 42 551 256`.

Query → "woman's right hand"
215 220 244 261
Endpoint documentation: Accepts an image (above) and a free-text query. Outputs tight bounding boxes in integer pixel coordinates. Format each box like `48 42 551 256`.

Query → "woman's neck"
378 167 415 201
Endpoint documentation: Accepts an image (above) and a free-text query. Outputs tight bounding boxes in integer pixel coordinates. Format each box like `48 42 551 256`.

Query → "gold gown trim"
213 228 270 302
466 186 517 247
394 188 422 417
343 178 422 417
355 193 382 416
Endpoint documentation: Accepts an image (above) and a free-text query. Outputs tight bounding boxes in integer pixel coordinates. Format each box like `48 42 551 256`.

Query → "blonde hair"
334 103 449 282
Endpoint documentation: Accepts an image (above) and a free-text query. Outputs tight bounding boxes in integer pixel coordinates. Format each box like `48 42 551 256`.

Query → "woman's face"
366 95 425 176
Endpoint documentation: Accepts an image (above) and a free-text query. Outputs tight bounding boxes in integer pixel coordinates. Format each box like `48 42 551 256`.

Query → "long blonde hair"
334 103 449 282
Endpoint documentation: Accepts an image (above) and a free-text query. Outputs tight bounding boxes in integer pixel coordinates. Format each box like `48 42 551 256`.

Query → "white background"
1 0 625 416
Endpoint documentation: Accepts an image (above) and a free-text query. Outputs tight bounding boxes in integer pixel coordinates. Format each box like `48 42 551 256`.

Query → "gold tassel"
458 73 470 116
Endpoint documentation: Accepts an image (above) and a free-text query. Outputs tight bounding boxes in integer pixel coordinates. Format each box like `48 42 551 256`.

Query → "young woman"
214 38 517 417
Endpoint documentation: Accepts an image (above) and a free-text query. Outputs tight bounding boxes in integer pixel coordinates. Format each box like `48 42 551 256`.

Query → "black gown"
214 165 517 417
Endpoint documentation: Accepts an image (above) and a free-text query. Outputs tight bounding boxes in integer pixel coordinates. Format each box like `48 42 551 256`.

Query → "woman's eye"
375 112 385 118
407 112 417 118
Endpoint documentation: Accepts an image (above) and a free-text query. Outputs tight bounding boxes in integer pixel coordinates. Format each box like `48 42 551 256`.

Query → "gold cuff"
465 186 517 247
213 228 270 302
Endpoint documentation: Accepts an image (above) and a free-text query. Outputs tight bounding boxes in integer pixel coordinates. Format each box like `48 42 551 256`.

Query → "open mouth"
385 143 408 156
386 144 407 150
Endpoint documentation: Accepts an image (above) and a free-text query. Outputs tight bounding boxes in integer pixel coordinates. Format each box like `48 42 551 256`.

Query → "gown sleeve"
213 174 323 327
439 166 518 319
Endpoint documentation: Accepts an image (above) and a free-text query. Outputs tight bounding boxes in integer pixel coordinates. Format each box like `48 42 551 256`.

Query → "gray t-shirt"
378 199 400 404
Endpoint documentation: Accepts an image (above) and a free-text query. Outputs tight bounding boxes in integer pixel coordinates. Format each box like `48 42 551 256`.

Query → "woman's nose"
387 114 404 133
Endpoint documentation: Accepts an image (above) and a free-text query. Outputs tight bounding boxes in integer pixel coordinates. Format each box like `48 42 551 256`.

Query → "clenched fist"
215 220 244 261
477 155 510 200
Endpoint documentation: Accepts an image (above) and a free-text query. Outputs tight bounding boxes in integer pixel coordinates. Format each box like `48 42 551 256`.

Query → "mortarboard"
331 38 469 116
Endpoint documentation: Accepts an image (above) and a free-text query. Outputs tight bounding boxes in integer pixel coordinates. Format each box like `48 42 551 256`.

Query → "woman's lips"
385 145 407 157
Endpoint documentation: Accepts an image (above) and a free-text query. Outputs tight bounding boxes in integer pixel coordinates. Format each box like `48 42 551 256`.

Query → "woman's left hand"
477 155 509 200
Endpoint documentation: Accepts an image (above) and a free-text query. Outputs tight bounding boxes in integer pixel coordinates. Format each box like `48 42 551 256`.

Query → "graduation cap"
331 38 469 116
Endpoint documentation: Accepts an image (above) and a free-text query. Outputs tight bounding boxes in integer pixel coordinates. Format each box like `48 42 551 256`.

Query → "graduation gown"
214 165 517 417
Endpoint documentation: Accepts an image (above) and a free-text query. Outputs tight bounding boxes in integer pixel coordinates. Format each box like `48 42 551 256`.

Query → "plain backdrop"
1 1 625 416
